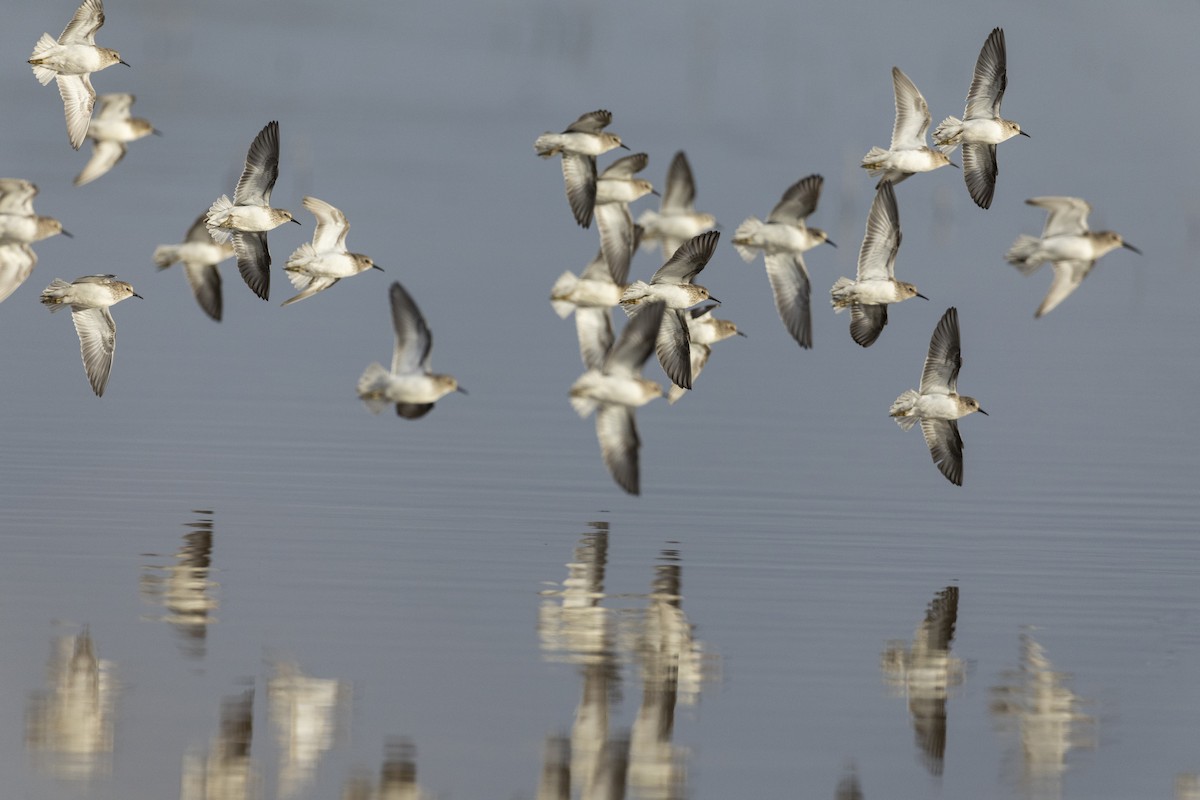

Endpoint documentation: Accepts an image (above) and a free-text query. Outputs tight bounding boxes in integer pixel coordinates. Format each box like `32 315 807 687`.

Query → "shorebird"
74 93 158 186
666 304 744 404
637 151 717 260
40 274 141 397
732 174 836 349
830 181 926 347
550 228 643 370
534 109 628 228
890 307 987 486
594 153 655 295
28 0 128 150
862 68 954 187
1005 196 1140 317
282 196 382 306
933 28 1029 209
153 213 234 321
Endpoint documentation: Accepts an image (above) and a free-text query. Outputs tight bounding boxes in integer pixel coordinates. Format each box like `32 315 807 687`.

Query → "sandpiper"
890 307 987 486
153 213 234 322
356 282 464 419
206 121 299 301
861 68 954 187
1005 196 1140 317
40 274 141 397
830 181 926 347
666 304 744 404
594 153 655 293
28 0 128 150
933 28 1029 209
732 174 836 349
74 93 158 186
0 244 38 304
282 196 382 306
534 109 628 228
550 230 642 370
637 151 717 260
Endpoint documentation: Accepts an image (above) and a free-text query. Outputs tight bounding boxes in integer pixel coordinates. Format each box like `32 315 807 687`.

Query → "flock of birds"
5 2 1141 494
537 27 1140 492
9 0 465 414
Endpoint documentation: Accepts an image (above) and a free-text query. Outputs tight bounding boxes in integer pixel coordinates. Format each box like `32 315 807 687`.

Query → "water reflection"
1178 774 1200 800
990 632 1095 800
834 763 864 800
537 523 715 800
880 586 964 776
140 509 219 659
340 739 423 800
268 659 350 799
181 688 262 800
25 627 117 782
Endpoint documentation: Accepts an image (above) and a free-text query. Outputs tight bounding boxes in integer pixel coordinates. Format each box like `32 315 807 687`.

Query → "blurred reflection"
340 738 424 800
990 632 1095 800
181 688 262 800
25 627 117 781
1178 774 1200 800
268 659 350 799
140 508 219 659
881 586 964 776
835 762 864 800
537 525 715 800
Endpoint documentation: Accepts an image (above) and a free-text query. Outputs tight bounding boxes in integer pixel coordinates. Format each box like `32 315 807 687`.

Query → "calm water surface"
0 1 1198 798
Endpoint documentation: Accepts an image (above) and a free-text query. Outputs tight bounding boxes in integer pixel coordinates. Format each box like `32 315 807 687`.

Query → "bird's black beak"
1122 242 1142 255
650 189 660 197
132 292 144 299
291 219 302 225
1018 130 1031 138
948 161 960 169
826 239 837 248
120 59 130 67
916 292 929 300
456 386 469 395
735 330 748 338
707 296 720 304
61 229 74 238
151 128 163 136
619 143 631 151
372 264 384 271
978 408 989 416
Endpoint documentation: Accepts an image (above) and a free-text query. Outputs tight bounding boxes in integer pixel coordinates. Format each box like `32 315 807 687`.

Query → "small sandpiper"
637 151 717 261
830 181 927 347
890 307 987 486
28 0 129 150
282 196 382 306
40 274 141 397
534 109 629 228
153 213 235 322
933 28 1029 209
666 304 744 404
74 93 158 186
733 174 836 349
1005 196 1140 317
594 153 655 294
861 68 954 187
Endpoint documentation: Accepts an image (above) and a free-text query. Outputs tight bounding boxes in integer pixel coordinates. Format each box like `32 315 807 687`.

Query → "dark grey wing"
594 202 634 286
562 153 597 228
920 307 961 394
234 121 280 206
565 109 612 134
763 252 812 349
395 402 435 419
183 262 222 321
767 174 823 225
966 27 1007 120
599 152 647 179
389 281 433 375
232 231 270 300
595 404 640 495
655 308 692 390
183 213 214 243
606 301 664 377
849 303 887 348
921 586 959 652
921 418 964 486
661 151 695 213
962 142 998 209
858 181 901 280
650 230 719 285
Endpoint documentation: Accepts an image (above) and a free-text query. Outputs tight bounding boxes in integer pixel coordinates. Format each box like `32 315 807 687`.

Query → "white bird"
28 0 128 150
861 68 954 187
207 121 299 301
357 282 464 419
40 274 141 397
74 93 158 186
153 213 235 322
594 153 655 294
1005 196 1141 317
282 196 382 307
830 181 927 347
666 304 744 404
535 109 628 228
933 28 1029 209
0 243 38 304
620 230 720 390
569 301 666 495
732 174 836 349
550 231 642 370
0 179 40 215
0 179 70 245
889 307 987 486
637 151 717 260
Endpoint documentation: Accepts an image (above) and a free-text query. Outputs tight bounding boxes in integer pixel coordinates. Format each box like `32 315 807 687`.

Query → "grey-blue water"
1 1 1197 798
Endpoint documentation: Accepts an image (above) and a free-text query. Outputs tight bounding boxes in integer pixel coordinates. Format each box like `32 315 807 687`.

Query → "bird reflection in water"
990 631 1095 800
181 687 261 800
880 585 964 776
140 508 219 659
835 762 864 800
341 738 424 800
269 659 350 798
537 523 716 799
25 627 116 782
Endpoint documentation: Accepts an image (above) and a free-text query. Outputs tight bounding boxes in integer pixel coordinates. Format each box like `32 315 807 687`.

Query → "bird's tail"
1005 235 1045 274
860 147 890 177
932 116 963 154
618 281 651 317
829 277 855 310
889 389 921 430
28 34 58 84
533 134 560 158
205 196 234 243
634 210 661 251
152 245 180 270
39 278 72 311
356 362 391 409
731 217 763 262
549 271 579 319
